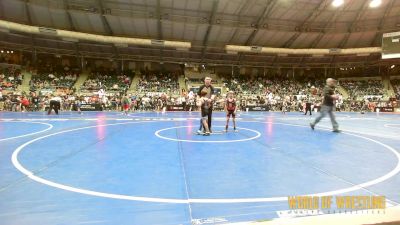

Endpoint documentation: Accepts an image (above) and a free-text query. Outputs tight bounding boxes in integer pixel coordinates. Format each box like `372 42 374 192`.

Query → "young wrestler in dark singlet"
197 90 211 136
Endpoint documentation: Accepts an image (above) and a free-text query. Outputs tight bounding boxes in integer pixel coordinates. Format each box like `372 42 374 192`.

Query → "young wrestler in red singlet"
225 91 237 132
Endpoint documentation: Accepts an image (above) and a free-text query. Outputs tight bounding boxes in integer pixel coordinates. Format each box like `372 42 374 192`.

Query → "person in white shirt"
98 88 106 104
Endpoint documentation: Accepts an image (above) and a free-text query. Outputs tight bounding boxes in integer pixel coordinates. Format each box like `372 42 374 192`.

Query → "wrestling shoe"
196 130 203 135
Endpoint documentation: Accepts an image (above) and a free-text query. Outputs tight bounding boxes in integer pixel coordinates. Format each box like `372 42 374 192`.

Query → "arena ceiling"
0 0 400 68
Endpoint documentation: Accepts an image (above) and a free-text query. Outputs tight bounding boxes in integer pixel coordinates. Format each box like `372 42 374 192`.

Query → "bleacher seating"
339 79 384 99
0 57 396 112
30 63 80 95
81 73 132 92
136 73 179 95
0 66 22 91
391 79 400 100
222 74 323 96
30 72 78 90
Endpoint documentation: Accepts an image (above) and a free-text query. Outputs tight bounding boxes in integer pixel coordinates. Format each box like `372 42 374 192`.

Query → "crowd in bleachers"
30 73 78 90
30 62 80 96
223 74 324 96
1 58 399 113
186 78 204 84
136 73 179 95
339 79 385 99
81 73 131 92
391 79 400 100
185 76 220 86
219 74 325 110
0 92 106 112
0 66 22 91
0 92 41 112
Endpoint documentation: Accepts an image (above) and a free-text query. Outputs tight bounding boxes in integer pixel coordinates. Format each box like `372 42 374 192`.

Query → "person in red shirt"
225 91 237 132
20 96 30 112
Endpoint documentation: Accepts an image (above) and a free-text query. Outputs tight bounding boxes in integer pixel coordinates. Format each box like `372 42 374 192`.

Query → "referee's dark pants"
48 100 60 115
304 103 312 115
311 105 338 130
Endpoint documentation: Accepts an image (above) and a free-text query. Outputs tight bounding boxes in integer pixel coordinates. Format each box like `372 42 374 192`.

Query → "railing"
0 20 191 50
226 45 382 56
0 19 383 57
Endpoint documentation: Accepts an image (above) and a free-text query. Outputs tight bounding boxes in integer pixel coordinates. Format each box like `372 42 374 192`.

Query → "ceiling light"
0 50 3 53
390 65 395 69
369 0 381 8
10 51 13 53
332 0 344 7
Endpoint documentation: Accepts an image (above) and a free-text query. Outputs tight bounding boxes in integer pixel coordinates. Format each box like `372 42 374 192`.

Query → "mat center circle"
155 125 261 143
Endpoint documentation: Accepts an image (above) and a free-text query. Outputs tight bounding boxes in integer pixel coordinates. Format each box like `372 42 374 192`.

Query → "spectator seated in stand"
81 72 132 92
221 74 325 111
0 66 22 91
30 72 77 90
339 79 384 99
136 73 179 95
30 64 79 95
390 79 400 100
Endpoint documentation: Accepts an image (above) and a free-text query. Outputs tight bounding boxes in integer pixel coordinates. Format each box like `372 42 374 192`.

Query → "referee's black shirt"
322 86 335 106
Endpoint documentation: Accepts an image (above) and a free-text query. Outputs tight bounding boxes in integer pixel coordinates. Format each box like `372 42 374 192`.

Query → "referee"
310 78 340 132
304 96 312 115
48 94 62 115
197 77 215 132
